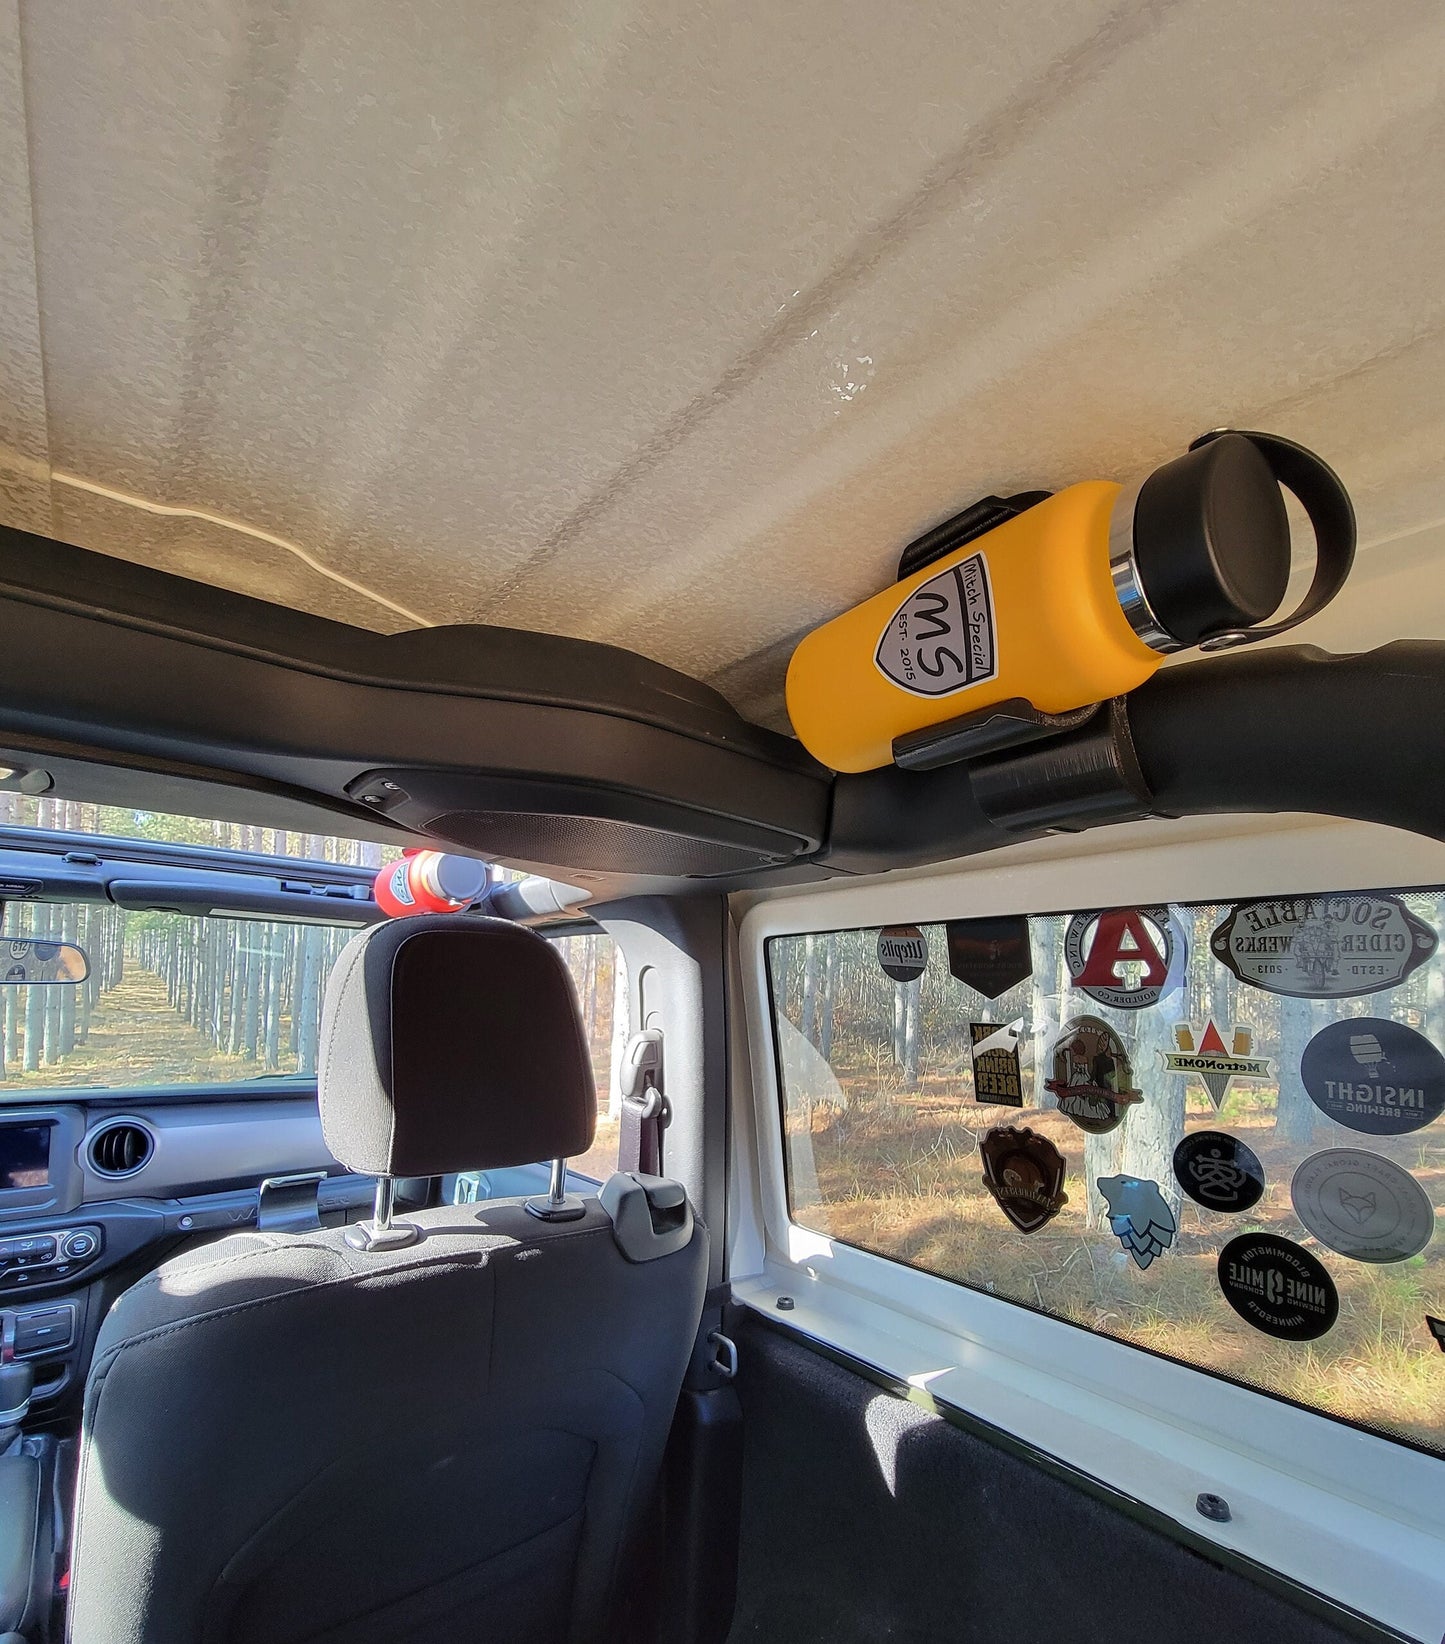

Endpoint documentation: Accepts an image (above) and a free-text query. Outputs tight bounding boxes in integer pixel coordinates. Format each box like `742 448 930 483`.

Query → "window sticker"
877 925 928 983
1300 1018 1445 1135
1211 894 1436 999
1044 1017 1142 1134
1163 1021 1270 1109
980 1126 1068 1233
1098 1175 1177 1269
1104 1183 1183 1269
969 1021 1024 1105
1063 907 1180 1009
1290 1150 1434 1264
1218 1233 1340 1341
945 915 1031 999
1173 1131 1266 1214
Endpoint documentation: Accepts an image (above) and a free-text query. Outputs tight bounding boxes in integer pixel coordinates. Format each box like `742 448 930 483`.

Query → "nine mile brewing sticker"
1217 1233 1339 1341
1063 907 1180 1010
1163 1021 1270 1110
1210 893 1436 1000
980 1126 1068 1233
970 1021 1024 1106
1289 1149 1435 1264
1044 1016 1143 1134
1097 1175 1177 1269
877 925 928 983
875 553 998 698
1299 1018 1445 1136
1172 1131 1266 1214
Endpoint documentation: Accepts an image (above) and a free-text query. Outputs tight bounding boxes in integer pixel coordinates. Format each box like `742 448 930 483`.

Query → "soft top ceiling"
2 0 1443 732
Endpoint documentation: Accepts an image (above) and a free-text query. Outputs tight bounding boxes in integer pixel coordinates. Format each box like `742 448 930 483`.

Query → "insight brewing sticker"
1299 1018 1445 1136
1210 893 1436 999
875 554 998 698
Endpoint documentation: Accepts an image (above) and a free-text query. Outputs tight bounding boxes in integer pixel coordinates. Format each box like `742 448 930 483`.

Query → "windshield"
0 793 400 866
0 904 356 1093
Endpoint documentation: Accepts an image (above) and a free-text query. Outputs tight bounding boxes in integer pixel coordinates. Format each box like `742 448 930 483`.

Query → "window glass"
0 904 358 1092
551 932 626 1181
0 793 404 865
768 891 1445 1456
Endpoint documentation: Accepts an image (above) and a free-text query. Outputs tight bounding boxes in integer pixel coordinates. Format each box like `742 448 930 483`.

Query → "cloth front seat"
67 915 708 1644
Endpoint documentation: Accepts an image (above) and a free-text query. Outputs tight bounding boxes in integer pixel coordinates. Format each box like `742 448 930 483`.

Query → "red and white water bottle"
374 850 490 919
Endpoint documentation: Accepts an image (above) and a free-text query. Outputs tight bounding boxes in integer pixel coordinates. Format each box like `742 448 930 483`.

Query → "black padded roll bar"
823 642 1445 873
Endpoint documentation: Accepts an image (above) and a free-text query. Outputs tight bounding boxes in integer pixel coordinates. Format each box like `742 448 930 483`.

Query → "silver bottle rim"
1108 474 1185 655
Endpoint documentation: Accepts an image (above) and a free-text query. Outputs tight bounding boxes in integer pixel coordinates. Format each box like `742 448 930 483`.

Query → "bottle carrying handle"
1189 428 1357 652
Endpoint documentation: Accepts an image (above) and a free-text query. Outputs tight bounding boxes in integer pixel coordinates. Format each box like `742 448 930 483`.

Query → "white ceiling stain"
1 0 1443 730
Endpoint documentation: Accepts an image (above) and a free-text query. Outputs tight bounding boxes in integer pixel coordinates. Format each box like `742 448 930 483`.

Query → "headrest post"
344 1175 421 1252
525 1157 586 1223
374 1175 396 1233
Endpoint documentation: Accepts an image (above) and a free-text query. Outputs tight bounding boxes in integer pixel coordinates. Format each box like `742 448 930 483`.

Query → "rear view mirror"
0 938 89 985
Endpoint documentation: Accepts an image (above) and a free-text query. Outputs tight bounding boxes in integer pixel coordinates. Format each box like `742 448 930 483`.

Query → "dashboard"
0 1094 389 1421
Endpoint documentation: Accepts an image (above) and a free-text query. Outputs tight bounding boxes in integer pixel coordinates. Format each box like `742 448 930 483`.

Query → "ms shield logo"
875 554 998 698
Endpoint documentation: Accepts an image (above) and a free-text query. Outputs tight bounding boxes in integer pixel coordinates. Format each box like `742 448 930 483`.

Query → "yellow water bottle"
786 430 1355 773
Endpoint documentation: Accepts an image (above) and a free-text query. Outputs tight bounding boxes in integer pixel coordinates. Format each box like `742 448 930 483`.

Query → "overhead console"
0 525 831 885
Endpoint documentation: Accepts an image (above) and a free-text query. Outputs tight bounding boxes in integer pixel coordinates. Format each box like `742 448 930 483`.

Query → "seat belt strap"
618 1027 666 1176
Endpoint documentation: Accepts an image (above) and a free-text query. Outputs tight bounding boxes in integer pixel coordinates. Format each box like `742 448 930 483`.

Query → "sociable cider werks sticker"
875 553 999 699
1172 1131 1266 1214
1210 893 1436 999
1217 1233 1339 1341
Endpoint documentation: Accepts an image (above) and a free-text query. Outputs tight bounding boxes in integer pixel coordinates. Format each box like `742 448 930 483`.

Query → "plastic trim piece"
742 1311 1410 1644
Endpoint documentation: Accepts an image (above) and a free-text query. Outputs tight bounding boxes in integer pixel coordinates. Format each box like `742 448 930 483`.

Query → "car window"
0 903 359 1093
768 890 1445 1457
551 931 626 1182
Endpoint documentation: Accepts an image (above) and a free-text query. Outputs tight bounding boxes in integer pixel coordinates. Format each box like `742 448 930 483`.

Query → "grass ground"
792 1062 1445 1452
0 968 280 1090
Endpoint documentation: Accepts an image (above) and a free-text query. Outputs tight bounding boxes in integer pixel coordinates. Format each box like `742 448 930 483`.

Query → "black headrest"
317 915 596 1177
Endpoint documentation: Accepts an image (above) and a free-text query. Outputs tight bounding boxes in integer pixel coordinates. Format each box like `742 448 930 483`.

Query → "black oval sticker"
1173 1131 1266 1214
1217 1233 1339 1341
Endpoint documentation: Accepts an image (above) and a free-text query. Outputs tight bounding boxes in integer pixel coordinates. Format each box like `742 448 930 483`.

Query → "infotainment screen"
0 1123 51 1190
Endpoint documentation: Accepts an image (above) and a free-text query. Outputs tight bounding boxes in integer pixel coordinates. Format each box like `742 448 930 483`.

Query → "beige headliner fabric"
2 0 1444 729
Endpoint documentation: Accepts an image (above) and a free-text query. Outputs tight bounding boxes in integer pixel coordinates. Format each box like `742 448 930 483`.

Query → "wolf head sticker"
1097 1175 1176 1270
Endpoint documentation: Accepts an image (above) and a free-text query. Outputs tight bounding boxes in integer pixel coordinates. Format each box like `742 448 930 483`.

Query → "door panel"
727 1316 1382 1644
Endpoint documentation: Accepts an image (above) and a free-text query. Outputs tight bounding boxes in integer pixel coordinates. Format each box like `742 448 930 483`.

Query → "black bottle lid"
1128 433 1291 648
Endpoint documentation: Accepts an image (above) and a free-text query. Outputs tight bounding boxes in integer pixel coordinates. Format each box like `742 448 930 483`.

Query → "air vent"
87 1120 154 1178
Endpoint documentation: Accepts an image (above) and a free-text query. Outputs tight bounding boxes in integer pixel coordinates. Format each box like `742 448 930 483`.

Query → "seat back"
68 916 707 1644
